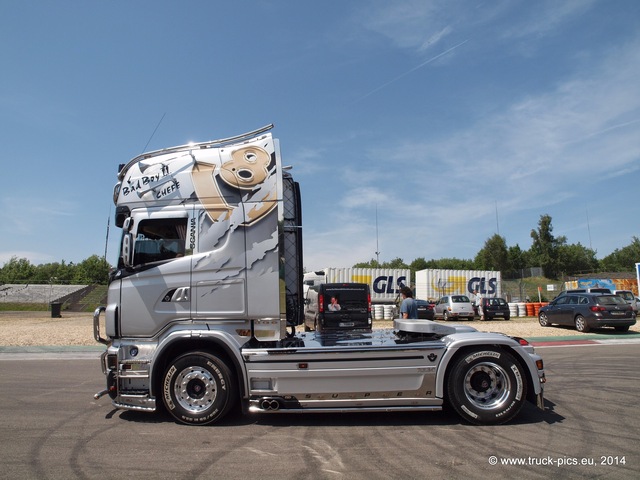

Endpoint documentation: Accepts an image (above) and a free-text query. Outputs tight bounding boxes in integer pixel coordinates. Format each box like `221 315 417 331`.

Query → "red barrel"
526 303 535 316
533 302 542 316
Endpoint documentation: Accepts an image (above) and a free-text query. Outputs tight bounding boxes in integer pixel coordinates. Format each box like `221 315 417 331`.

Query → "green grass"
74 285 108 312
0 303 50 311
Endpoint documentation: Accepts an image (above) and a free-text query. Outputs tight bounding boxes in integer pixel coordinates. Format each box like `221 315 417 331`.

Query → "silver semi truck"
94 125 545 426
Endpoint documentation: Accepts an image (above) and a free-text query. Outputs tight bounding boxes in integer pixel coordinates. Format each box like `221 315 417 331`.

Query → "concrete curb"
0 345 104 354
527 332 640 346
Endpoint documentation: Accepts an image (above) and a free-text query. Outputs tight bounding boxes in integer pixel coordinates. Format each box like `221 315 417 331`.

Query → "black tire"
615 325 630 332
446 348 528 425
538 312 551 327
468 316 475 321
162 352 236 425
484 316 492 321
443 311 450 321
575 315 590 333
504 315 510 321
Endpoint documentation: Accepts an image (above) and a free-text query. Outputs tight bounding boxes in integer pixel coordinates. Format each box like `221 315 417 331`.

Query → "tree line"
1 215 638 285
0 255 111 285
355 215 640 280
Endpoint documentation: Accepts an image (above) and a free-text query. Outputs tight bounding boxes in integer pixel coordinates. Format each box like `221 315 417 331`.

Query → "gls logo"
373 276 407 294
468 277 498 295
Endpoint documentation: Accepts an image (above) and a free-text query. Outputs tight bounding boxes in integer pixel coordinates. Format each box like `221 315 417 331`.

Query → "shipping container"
304 268 410 304
416 269 502 301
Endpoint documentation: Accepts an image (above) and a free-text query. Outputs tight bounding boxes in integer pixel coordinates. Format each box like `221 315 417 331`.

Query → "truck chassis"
95 314 545 426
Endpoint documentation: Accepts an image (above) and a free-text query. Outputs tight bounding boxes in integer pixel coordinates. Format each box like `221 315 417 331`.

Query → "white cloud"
500 0 599 41
418 25 453 51
357 0 600 57
308 31 640 264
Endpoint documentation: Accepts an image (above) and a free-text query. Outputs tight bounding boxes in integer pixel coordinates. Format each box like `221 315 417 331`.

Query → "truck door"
116 208 193 337
191 204 249 320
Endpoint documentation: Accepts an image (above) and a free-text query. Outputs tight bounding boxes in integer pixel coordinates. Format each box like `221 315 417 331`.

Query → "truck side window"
133 218 188 265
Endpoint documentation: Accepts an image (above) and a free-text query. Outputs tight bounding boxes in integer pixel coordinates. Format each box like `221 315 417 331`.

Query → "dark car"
479 297 510 321
304 283 372 333
416 299 435 320
538 293 636 333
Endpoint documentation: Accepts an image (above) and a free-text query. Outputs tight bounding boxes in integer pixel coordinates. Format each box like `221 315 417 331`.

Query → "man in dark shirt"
399 286 418 319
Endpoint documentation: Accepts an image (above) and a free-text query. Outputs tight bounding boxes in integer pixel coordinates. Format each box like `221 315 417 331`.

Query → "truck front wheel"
162 352 236 425
446 348 527 425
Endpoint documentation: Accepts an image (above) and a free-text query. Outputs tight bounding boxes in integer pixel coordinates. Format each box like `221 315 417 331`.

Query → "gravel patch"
0 311 95 346
1 311 637 347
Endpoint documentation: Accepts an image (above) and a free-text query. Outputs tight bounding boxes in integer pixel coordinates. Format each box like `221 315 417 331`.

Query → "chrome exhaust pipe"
260 399 280 411
94 389 109 400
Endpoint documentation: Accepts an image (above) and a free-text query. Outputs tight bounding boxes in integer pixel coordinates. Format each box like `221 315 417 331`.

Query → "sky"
1 0 638 272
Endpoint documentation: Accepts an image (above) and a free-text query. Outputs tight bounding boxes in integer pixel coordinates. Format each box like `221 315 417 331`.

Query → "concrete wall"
0 284 87 304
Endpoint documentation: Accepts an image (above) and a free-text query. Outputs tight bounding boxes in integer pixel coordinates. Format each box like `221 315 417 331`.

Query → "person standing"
400 286 418 319
474 289 484 320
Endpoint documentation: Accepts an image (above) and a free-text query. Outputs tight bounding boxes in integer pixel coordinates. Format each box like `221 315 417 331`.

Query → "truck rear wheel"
446 348 527 425
162 352 236 425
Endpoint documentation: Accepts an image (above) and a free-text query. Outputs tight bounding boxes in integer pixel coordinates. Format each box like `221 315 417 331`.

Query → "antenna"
586 209 593 250
375 203 380 264
103 205 111 260
142 112 166 153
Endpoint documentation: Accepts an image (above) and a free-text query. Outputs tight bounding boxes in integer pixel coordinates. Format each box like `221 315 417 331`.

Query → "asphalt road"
0 343 639 479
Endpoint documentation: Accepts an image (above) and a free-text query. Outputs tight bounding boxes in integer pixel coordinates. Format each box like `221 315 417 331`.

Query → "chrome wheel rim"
463 362 512 410
173 366 217 414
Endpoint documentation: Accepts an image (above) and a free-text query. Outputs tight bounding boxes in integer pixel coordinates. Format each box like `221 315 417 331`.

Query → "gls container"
416 269 502 301
304 268 410 304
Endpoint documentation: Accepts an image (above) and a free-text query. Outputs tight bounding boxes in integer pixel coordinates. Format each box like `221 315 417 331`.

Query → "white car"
433 295 475 321
613 290 639 314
